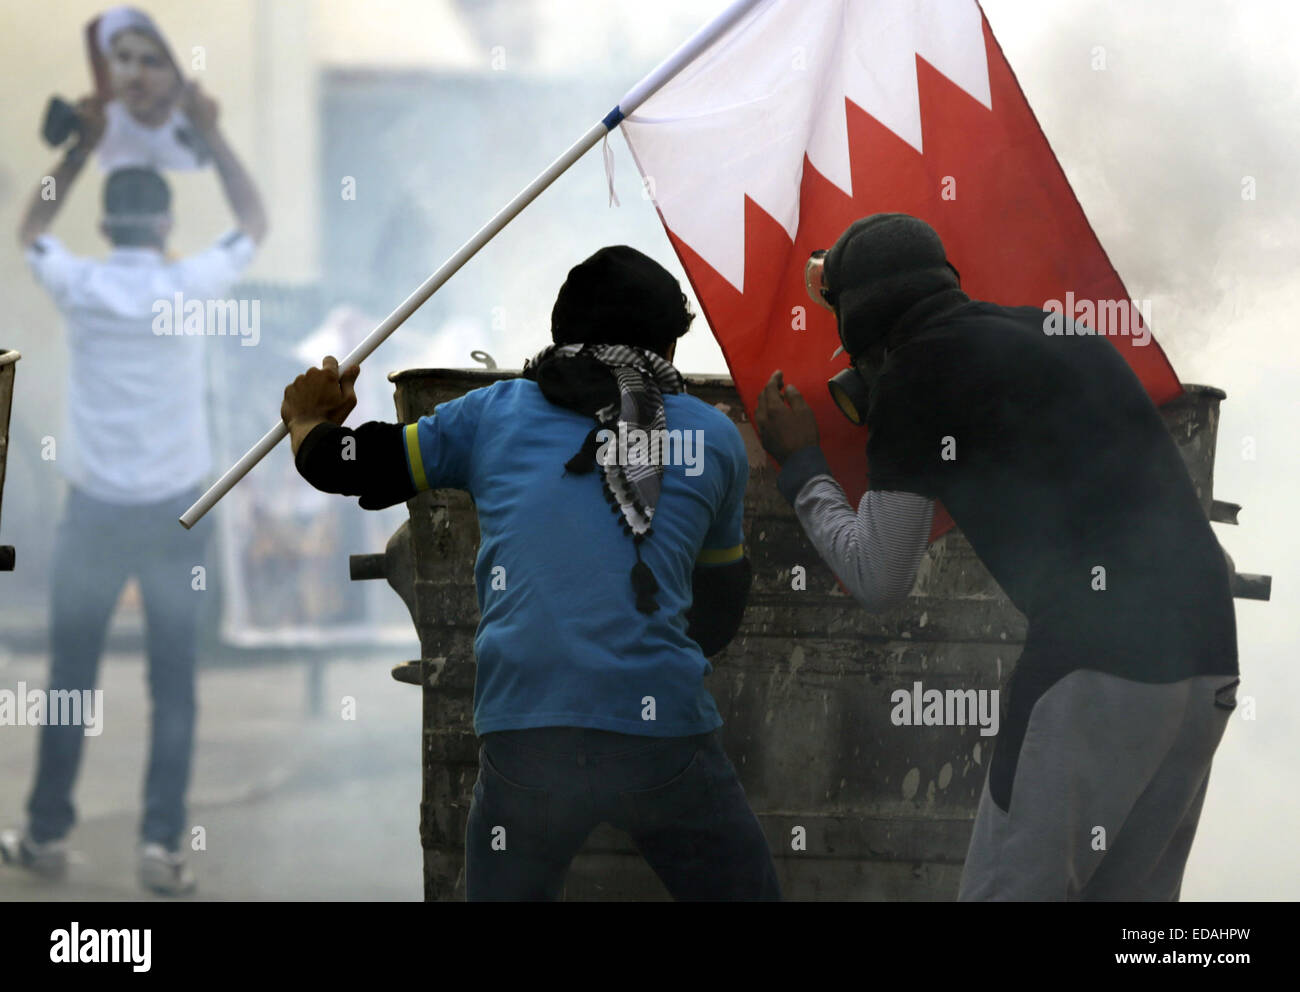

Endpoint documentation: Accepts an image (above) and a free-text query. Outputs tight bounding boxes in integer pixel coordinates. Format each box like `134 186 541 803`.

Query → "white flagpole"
180 0 770 529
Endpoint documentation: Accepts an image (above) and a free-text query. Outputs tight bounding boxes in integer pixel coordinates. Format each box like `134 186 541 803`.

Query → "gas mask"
806 249 879 426
808 234 961 425
827 344 885 426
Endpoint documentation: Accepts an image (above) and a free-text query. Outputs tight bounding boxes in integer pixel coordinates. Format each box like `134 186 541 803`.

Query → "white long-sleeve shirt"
777 447 934 611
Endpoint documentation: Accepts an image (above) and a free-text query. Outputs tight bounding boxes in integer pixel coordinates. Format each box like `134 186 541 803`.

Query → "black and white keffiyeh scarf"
522 342 686 613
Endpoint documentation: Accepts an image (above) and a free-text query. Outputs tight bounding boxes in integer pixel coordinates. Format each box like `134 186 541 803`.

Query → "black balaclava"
823 213 962 358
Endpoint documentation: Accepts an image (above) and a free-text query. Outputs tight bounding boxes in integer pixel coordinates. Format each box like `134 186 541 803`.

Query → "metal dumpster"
0 350 19 573
354 370 1268 900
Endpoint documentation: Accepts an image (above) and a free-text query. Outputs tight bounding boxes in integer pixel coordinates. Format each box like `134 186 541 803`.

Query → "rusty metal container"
355 370 1267 900
0 350 19 572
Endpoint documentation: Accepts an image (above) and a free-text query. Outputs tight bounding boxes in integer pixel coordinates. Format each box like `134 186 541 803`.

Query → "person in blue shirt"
280 246 779 901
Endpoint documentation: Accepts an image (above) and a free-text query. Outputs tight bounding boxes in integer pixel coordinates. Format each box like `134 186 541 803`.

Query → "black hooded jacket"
864 288 1238 808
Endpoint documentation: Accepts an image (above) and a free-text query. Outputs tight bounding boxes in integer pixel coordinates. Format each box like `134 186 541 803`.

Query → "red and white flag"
620 0 1181 537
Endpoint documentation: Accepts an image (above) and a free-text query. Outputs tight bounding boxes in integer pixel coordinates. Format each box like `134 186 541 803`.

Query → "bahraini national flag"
619 0 1182 539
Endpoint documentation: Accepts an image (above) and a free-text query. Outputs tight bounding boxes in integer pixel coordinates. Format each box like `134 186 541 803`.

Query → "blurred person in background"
0 69 266 896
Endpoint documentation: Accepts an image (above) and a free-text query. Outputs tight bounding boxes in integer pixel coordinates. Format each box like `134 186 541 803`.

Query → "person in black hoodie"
755 213 1239 900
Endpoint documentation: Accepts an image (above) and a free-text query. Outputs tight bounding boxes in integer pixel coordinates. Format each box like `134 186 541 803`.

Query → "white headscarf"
95 5 166 57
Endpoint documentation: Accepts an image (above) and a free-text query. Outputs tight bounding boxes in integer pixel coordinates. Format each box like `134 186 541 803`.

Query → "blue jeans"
27 486 209 852
466 727 781 901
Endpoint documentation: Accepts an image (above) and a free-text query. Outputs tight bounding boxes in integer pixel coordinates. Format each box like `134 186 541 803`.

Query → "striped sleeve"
791 475 934 612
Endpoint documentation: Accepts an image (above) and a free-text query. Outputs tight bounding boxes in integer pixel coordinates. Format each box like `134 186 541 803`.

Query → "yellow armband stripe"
697 544 744 566
404 422 429 491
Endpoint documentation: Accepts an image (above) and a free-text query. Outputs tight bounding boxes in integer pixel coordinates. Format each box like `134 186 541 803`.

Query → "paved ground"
0 647 424 901
1 630 1291 903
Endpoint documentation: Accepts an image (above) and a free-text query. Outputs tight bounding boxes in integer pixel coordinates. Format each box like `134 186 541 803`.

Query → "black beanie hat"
823 213 959 357
551 245 692 355
103 167 172 216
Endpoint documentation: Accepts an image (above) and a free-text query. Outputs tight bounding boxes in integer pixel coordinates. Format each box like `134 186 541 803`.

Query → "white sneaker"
0 827 68 879
138 842 196 896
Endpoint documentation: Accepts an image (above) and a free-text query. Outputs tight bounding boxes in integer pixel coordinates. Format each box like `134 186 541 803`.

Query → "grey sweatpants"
958 670 1237 901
